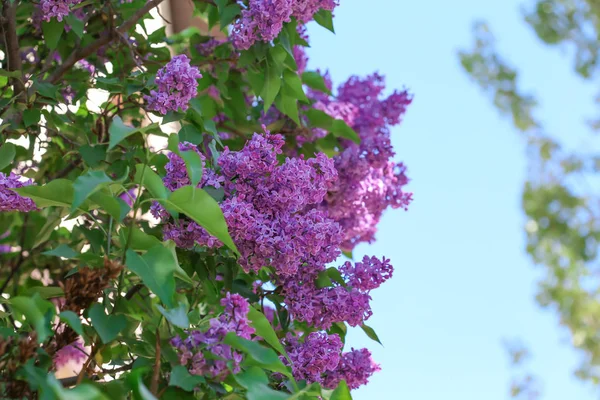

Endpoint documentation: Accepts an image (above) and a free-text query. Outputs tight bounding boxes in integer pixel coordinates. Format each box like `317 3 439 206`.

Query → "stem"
1 0 25 96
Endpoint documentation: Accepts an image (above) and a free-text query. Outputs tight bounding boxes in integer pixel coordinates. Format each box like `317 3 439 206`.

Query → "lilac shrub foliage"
0 0 412 398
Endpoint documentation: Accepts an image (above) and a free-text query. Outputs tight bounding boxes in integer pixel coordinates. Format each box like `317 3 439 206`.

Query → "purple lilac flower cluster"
0 173 37 213
53 339 86 369
171 293 254 380
291 0 339 23
156 131 342 277
231 0 338 50
317 73 413 250
145 55 202 115
39 0 81 22
322 348 381 390
285 332 342 383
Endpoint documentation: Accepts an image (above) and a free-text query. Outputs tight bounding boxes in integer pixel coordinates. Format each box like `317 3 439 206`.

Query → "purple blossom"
291 0 339 23
340 255 393 292
53 338 86 369
171 293 254 380
196 38 226 57
0 173 38 213
231 0 293 50
39 0 81 22
61 85 76 104
322 348 381 390
286 332 342 383
118 187 137 208
145 55 202 115
76 60 95 76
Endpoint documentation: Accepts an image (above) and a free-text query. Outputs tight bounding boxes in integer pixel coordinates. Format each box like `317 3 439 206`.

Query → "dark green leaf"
261 62 281 112
0 143 16 170
89 303 127 344
108 116 138 150
42 20 65 50
235 367 288 400
330 380 351 400
224 333 291 377
23 109 41 127
156 302 189 329
13 179 74 208
79 144 107 168
135 164 168 201
65 13 85 38
283 70 308 102
11 294 54 343
302 71 331 94
60 311 84 336
161 186 238 254
247 307 288 359
126 245 177 308
314 9 334 33
360 324 382 345
43 244 78 259
72 170 113 211
179 124 203 145
169 365 205 391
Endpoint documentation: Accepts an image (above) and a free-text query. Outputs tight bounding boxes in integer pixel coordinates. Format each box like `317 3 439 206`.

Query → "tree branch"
1 0 25 96
47 0 167 84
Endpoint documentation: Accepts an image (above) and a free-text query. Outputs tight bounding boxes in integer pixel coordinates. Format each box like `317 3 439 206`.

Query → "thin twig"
1 0 25 96
150 329 161 395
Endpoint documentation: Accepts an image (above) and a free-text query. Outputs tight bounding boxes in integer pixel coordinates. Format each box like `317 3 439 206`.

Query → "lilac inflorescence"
39 0 81 22
231 0 293 50
0 173 38 213
286 332 342 383
145 55 202 115
171 293 254 380
322 348 381 390
291 0 339 23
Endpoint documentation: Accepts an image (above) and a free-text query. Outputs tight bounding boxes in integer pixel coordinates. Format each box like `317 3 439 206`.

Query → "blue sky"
307 1 596 399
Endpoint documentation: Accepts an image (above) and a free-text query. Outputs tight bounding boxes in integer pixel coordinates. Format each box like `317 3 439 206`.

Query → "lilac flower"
145 55 202 115
196 38 226 57
76 60 95 76
0 173 38 212
291 0 339 23
118 187 137 208
286 332 342 383
39 0 82 22
231 0 293 50
322 348 381 390
171 293 254 380
61 85 76 104
340 255 393 292
53 338 86 369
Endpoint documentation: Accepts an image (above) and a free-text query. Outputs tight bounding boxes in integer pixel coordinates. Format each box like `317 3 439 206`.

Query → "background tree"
461 0 600 389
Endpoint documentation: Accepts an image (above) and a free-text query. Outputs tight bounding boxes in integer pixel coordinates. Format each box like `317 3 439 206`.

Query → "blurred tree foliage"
460 0 600 389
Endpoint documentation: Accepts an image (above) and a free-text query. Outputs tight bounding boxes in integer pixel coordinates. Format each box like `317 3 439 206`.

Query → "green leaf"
331 119 360 144
224 333 291 377
23 109 41 127
330 380 352 400
46 375 111 400
11 294 54 343
162 111 185 124
261 62 281 112
302 71 331 94
79 144 107 168
90 190 127 221
65 14 85 38
89 303 127 344
42 20 65 50
135 164 168 200
168 134 204 187
178 124 203 145
169 365 205 391
33 210 65 248
276 91 300 126
283 70 308 102
156 302 189 329
60 311 84 336
121 226 162 251
219 4 241 28
314 9 334 33
247 307 288 359
360 324 382 345
26 286 64 299
43 244 78 259
72 170 113 211
0 143 16 170
316 269 333 288
235 367 289 400
126 245 177 308
161 186 238 254
108 116 138 150
306 109 360 144
13 179 74 208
